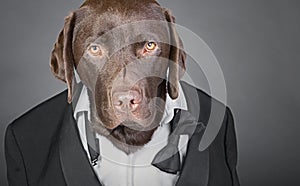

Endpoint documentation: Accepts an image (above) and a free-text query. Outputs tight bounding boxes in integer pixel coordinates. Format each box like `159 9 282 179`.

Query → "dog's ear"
163 8 186 99
50 12 76 103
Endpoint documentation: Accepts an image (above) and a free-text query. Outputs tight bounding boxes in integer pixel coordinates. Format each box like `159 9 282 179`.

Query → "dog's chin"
107 124 158 154
90 105 164 154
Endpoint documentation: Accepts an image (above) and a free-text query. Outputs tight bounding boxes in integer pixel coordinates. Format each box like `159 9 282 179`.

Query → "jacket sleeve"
5 124 29 186
224 107 240 186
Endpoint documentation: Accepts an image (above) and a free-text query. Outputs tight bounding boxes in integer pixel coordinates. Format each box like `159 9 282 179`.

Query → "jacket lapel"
176 132 209 186
175 82 210 186
59 104 102 186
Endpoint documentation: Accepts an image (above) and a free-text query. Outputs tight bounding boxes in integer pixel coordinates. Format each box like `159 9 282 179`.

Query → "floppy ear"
50 12 76 103
163 8 186 99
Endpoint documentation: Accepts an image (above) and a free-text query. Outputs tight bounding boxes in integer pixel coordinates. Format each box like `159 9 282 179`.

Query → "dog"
50 0 186 154
5 0 240 185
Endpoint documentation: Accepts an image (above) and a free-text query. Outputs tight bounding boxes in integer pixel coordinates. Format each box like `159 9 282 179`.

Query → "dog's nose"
113 90 142 112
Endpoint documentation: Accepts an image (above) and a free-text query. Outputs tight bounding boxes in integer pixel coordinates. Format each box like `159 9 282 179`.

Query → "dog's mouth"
111 101 156 127
96 88 165 130
113 100 151 124
109 121 142 136
107 121 158 153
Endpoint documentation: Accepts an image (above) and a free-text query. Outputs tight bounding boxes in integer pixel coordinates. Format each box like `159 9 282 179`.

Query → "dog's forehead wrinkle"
83 0 165 28
82 0 162 17
73 0 166 37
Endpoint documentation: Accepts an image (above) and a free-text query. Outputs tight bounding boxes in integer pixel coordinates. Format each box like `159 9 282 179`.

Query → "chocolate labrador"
50 0 186 154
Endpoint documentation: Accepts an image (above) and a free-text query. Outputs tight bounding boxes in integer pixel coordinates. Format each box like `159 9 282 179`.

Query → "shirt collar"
73 84 90 120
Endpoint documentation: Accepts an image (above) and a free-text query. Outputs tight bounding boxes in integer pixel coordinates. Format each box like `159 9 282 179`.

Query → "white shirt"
73 72 188 186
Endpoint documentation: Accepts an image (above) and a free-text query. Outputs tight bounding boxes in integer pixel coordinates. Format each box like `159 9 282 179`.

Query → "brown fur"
50 0 186 154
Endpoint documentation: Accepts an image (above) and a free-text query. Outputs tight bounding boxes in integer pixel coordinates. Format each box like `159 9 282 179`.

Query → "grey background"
0 0 299 185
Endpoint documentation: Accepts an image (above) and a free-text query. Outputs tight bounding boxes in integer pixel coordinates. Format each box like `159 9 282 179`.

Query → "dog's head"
50 0 186 153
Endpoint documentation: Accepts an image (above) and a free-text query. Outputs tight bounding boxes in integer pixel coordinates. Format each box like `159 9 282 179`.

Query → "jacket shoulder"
7 90 69 139
180 81 228 124
5 90 69 184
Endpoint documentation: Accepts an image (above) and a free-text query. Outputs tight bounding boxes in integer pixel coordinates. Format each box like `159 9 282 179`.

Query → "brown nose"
113 90 142 112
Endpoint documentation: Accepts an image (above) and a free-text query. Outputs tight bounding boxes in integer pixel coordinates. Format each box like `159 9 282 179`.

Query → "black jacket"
5 82 240 186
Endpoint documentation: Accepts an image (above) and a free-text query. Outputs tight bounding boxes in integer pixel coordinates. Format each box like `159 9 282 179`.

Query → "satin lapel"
180 81 201 121
177 82 209 186
59 104 102 186
176 131 209 186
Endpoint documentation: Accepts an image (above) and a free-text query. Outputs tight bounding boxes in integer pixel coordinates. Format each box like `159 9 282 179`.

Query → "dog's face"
50 0 185 153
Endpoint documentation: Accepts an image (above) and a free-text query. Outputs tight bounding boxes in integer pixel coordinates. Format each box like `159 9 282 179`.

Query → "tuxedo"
5 82 240 186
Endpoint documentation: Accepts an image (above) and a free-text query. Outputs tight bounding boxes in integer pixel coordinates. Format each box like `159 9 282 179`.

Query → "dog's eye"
88 45 102 56
144 41 157 51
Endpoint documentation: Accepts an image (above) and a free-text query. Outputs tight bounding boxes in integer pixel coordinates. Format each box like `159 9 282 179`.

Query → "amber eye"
145 41 157 51
88 45 102 56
